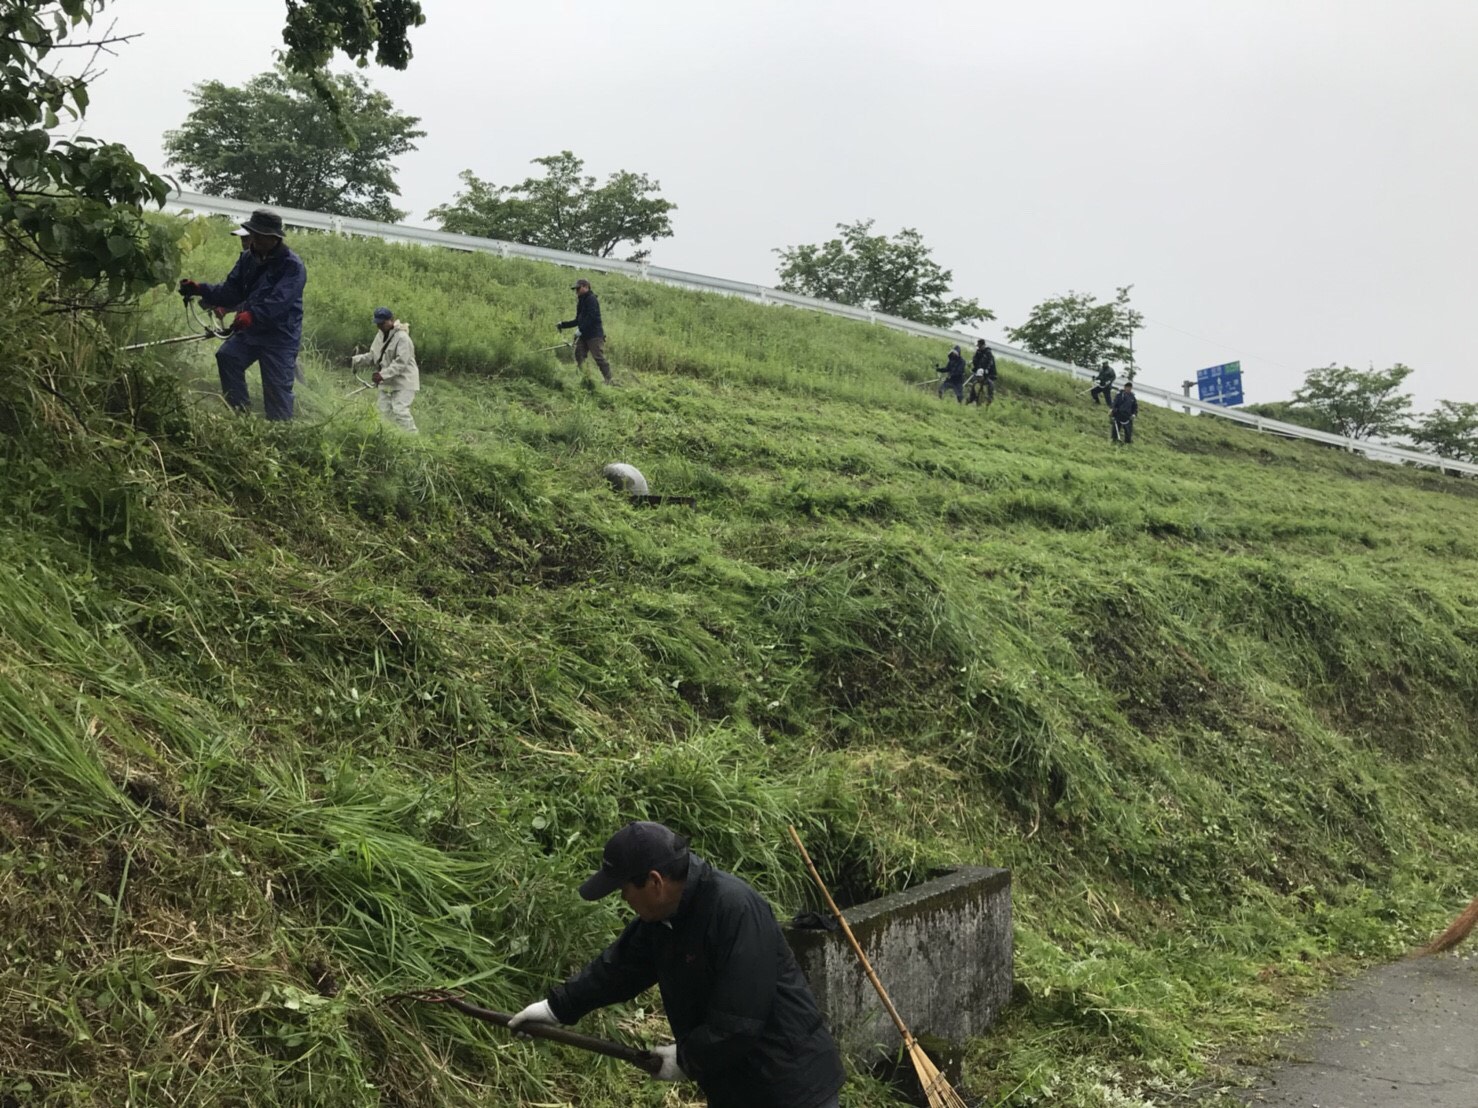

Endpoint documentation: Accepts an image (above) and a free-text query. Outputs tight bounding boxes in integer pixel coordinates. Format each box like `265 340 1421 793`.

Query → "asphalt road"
1237 951 1477 1108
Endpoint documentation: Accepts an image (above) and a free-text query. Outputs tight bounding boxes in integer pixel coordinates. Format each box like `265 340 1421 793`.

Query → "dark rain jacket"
1111 390 1139 420
559 291 606 339
196 243 307 350
972 346 997 378
1096 364 1117 388
548 855 844 1108
940 350 967 382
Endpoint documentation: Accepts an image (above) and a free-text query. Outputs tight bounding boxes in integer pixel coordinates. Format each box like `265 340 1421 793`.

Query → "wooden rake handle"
787 826 919 1047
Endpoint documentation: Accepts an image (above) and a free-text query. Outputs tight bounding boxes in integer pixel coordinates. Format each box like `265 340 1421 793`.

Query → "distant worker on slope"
967 339 997 406
1090 361 1116 406
557 277 613 384
936 344 967 403
352 307 419 433
179 208 307 421
1111 381 1138 443
506 820 845 1108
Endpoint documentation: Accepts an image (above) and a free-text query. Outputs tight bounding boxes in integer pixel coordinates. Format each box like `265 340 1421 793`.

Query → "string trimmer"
344 371 377 399
389 989 662 1076
123 296 233 351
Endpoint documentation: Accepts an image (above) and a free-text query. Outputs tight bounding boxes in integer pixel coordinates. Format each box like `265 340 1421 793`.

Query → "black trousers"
1112 416 1134 443
1091 384 1114 405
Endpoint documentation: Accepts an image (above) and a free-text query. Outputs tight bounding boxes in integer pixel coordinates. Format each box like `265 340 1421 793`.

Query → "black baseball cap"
578 821 690 901
571 278 591 290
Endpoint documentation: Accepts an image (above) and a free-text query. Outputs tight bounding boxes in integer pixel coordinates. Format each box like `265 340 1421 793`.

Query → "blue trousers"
217 336 298 421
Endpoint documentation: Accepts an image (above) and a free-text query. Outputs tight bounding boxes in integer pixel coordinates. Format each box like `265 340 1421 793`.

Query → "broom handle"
788 826 917 1045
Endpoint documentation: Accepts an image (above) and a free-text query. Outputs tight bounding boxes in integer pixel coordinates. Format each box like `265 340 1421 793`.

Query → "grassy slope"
2 219 1476 1107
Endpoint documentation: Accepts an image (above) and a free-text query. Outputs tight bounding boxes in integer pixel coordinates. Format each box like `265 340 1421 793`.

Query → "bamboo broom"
1421 894 1478 955
788 827 970 1108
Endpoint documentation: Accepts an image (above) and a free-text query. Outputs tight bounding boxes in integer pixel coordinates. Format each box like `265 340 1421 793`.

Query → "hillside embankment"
1 219 1475 1107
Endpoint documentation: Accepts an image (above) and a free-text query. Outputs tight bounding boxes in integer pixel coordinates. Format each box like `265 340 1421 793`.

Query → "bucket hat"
238 209 285 238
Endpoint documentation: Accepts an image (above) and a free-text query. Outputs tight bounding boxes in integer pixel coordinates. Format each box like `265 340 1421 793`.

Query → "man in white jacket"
352 307 419 432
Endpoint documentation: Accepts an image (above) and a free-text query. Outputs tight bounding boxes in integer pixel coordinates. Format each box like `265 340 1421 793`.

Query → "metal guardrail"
163 190 1478 477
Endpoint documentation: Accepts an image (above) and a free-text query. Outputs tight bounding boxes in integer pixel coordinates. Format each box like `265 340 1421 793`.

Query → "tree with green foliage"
0 4 176 300
1291 363 1414 441
280 0 426 114
1408 400 1478 464
430 152 677 262
1005 286 1142 370
1240 400 1340 435
163 66 424 222
774 220 991 328
281 0 424 71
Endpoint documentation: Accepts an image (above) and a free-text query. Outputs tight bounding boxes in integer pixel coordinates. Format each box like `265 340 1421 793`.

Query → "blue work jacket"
198 243 307 349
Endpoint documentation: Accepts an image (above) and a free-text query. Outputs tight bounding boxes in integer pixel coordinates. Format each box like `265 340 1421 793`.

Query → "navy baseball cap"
373 307 393 323
579 821 690 901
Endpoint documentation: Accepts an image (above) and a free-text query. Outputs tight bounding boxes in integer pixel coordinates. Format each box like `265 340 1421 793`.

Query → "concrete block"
785 866 1012 1061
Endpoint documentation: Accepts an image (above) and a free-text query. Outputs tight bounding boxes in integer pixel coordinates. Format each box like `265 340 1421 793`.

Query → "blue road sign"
1196 361 1244 406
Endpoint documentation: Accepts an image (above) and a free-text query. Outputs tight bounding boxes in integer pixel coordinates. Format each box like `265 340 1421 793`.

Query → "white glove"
652 1042 686 1082
507 998 558 1036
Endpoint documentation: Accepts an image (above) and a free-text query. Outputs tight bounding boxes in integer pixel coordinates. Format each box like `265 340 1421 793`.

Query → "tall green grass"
1 218 1476 1106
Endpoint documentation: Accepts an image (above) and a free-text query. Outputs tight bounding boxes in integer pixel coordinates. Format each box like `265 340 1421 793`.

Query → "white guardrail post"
160 190 1478 478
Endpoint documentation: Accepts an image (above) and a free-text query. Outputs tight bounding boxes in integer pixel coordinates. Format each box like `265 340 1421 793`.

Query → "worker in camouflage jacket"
967 340 997 406
352 307 419 433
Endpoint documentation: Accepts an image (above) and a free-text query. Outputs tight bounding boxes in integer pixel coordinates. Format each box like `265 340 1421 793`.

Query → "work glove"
231 310 254 332
507 999 558 1037
652 1043 686 1082
372 371 383 385
178 279 202 298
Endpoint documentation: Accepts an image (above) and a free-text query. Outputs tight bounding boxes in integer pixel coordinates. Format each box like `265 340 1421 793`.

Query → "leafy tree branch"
164 66 424 222
773 220 990 329
430 152 677 262
1291 363 1414 441
1005 286 1142 369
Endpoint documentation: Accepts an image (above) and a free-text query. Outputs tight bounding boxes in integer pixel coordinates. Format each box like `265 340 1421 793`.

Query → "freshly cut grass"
0 219 1475 1106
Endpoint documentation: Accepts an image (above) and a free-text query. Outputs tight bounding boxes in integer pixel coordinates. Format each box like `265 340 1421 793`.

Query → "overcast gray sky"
80 0 1478 408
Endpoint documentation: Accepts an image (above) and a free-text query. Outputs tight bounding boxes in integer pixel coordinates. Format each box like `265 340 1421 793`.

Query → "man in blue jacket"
1111 381 1139 443
508 821 845 1108
179 209 307 420
556 277 612 383
1090 362 1117 406
936 344 967 403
